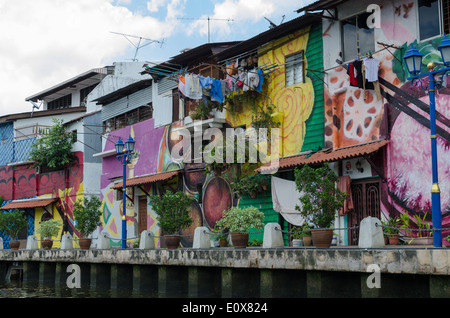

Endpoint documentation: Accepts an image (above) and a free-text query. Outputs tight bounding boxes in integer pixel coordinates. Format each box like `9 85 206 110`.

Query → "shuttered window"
285 52 304 87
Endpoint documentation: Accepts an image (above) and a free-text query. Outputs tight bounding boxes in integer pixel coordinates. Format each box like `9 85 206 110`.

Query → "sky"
0 0 316 117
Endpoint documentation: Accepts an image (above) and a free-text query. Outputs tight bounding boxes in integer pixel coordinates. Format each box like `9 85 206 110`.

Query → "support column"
133 265 158 294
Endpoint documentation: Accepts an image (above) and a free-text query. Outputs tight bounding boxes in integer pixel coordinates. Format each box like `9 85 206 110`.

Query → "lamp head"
115 138 124 155
125 136 135 153
439 34 450 66
403 44 423 75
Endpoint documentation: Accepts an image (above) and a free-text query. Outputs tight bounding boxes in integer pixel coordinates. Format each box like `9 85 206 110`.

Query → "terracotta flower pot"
79 238 92 250
41 240 53 250
230 232 249 248
9 240 20 250
302 236 312 246
310 229 333 248
388 234 399 245
165 235 181 249
218 238 228 247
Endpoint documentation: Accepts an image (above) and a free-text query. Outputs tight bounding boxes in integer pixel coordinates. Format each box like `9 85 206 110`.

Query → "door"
348 178 381 245
138 196 148 235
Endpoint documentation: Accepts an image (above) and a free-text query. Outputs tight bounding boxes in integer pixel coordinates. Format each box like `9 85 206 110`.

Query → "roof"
215 14 321 62
296 0 351 13
257 139 388 173
111 170 183 190
0 198 57 210
0 106 87 124
25 68 107 103
94 79 153 105
143 42 240 75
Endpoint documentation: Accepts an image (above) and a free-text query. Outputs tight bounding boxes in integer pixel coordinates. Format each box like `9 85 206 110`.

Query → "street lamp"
402 36 450 247
115 136 136 249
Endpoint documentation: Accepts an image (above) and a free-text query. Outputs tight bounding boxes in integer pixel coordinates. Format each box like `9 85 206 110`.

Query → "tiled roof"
257 139 388 173
0 198 57 210
111 170 183 190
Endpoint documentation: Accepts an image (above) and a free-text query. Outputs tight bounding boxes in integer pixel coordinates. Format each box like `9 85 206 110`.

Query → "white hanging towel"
271 176 305 226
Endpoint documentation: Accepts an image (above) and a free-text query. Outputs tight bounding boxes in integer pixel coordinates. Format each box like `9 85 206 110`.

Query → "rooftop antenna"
264 17 277 29
110 32 164 61
177 17 234 43
29 100 42 117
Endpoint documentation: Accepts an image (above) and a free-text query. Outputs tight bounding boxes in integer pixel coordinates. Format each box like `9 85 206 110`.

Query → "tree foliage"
73 196 102 237
29 117 75 169
294 163 346 229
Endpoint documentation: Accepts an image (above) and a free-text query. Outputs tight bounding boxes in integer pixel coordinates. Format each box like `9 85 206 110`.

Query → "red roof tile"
111 170 182 190
257 139 388 173
1 198 57 210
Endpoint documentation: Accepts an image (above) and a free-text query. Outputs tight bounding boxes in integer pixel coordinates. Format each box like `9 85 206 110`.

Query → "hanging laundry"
210 79 224 103
347 63 358 87
248 68 260 90
255 68 265 92
363 57 380 82
182 74 202 100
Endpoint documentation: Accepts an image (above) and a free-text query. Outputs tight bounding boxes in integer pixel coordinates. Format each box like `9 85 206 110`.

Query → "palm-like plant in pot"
216 206 264 248
0 209 28 250
150 191 193 249
72 196 102 250
37 219 62 250
294 163 346 248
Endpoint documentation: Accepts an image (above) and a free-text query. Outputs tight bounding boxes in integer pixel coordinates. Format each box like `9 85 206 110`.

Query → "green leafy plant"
150 191 194 235
412 212 432 238
0 209 28 240
29 117 76 169
72 196 102 238
251 103 280 131
216 206 264 233
248 238 263 246
381 217 401 236
294 163 346 229
37 219 62 240
291 223 311 239
230 176 260 197
399 210 412 237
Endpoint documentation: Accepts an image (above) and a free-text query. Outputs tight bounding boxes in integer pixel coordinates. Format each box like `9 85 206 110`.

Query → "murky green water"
0 280 162 298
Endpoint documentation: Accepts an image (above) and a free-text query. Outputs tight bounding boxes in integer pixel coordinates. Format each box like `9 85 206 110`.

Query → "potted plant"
72 196 102 250
230 176 260 198
381 217 401 245
36 219 62 250
216 206 264 248
150 191 193 249
0 209 28 250
291 223 312 247
294 163 346 248
213 223 228 247
410 212 432 245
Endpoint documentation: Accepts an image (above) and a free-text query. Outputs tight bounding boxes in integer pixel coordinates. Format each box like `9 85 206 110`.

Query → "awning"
257 139 388 173
111 170 183 190
0 198 58 210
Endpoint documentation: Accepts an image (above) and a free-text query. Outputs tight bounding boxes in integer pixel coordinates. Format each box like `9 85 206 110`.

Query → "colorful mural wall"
0 152 84 248
323 0 450 241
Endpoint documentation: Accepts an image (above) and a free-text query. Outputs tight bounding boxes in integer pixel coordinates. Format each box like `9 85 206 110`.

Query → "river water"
0 280 163 298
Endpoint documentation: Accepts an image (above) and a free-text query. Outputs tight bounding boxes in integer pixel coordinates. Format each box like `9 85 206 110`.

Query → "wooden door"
138 196 148 235
348 178 381 245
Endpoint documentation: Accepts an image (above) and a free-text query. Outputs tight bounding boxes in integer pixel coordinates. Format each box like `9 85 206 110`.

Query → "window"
285 52 304 87
342 12 375 62
102 105 154 133
418 0 450 41
47 94 72 110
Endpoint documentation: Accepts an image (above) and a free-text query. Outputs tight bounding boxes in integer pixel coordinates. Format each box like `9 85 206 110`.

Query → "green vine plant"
29 117 76 170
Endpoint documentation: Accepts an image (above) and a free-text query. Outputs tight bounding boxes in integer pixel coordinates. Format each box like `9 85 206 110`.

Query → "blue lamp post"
115 136 136 249
402 36 450 247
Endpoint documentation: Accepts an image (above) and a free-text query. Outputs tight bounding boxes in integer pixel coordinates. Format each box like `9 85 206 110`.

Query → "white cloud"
0 0 179 115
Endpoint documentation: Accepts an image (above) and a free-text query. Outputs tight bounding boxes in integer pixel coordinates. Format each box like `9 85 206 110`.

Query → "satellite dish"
29 100 42 117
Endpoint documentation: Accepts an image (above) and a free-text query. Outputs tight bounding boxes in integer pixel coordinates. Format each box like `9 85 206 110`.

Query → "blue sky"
0 0 314 115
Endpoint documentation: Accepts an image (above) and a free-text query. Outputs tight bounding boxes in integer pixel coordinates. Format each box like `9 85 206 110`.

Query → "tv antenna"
177 17 234 43
28 100 42 117
111 32 164 61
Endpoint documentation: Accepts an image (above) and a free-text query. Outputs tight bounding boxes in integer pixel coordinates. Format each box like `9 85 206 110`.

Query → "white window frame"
417 0 444 42
285 51 305 87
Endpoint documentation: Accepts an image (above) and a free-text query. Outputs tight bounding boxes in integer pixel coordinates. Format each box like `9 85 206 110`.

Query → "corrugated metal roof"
296 0 351 13
0 198 57 210
257 139 388 173
111 170 182 189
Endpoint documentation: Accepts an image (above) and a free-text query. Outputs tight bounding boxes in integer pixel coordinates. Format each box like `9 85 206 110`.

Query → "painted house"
96 43 240 248
0 68 107 248
0 62 148 249
281 0 450 246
